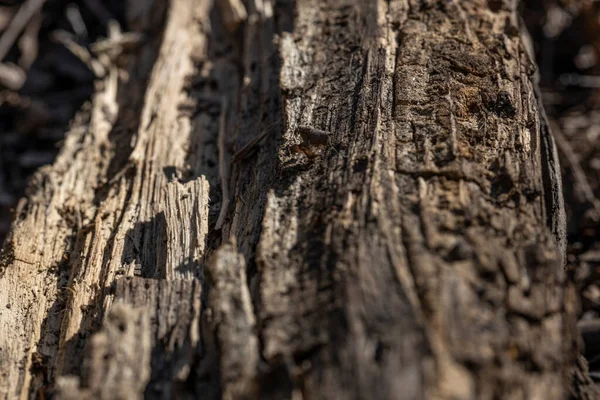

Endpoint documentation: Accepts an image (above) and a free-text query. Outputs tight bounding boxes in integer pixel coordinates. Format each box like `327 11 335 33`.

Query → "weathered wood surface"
0 0 579 399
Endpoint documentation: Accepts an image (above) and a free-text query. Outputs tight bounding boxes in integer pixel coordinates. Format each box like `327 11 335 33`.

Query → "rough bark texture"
0 0 579 399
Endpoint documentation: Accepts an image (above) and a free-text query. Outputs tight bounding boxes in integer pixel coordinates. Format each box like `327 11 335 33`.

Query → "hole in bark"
353 157 368 173
488 0 503 12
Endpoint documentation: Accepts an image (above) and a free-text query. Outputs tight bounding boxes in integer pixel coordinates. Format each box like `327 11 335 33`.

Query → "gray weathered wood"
0 0 580 399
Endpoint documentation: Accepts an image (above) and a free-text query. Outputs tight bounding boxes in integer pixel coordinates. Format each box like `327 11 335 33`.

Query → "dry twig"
0 0 45 62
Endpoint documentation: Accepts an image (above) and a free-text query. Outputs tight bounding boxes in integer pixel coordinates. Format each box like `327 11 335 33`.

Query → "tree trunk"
0 0 579 399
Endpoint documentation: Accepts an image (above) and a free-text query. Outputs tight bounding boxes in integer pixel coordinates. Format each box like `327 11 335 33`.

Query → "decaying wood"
56 277 203 399
206 240 259 399
570 356 600 400
0 0 581 399
55 303 152 400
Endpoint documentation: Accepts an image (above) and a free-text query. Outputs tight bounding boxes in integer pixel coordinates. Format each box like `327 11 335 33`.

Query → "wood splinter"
294 125 331 158
297 125 331 146
216 97 230 230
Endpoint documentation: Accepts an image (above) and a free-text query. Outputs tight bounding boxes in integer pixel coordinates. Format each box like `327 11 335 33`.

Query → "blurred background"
1 0 600 383
521 0 600 383
0 0 125 240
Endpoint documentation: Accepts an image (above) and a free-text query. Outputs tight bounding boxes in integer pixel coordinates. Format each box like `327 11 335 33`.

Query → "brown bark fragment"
207 240 259 399
55 303 151 400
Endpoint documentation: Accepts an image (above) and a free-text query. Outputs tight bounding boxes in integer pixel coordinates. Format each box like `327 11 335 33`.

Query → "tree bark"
0 0 579 399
